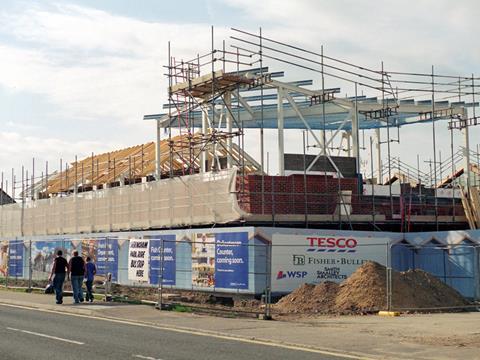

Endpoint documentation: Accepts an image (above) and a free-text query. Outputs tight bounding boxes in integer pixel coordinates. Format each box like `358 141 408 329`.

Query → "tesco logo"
306 237 357 253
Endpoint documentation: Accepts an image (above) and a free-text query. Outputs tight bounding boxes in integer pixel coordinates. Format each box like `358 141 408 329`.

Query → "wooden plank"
436 168 464 188
470 163 480 175
170 70 223 93
460 187 476 229
43 132 260 195
469 187 480 228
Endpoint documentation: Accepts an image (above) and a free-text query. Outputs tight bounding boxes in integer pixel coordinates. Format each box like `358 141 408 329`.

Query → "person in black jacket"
48 250 69 304
68 251 85 304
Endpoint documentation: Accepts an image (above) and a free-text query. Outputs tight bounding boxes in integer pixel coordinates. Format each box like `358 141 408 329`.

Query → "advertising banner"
7 240 24 277
96 237 118 281
0 240 9 277
128 238 150 282
31 240 73 278
81 239 97 262
149 235 176 286
271 233 388 292
192 233 215 288
215 232 249 289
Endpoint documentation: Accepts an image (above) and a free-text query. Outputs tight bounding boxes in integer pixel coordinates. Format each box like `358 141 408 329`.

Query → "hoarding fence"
1 237 479 316
389 242 480 312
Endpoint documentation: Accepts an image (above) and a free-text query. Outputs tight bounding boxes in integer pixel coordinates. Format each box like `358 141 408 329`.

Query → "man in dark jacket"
48 250 69 304
84 256 97 302
68 250 85 304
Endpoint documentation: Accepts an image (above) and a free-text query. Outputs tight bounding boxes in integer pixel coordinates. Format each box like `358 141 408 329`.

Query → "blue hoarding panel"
446 241 476 298
149 235 176 285
96 237 118 281
391 242 414 271
215 232 249 289
414 241 446 279
8 240 24 277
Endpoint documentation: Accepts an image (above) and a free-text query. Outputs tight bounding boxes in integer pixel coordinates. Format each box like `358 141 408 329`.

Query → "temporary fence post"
28 239 32 292
4 237 10 288
263 242 272 320
106 272 112 301
476 245 480 302
389 243 393 311
157 237 165 310
156 244 161 309
385 242 390 311
5 241 8 288
443 247 447 284
18 239 22 285
267 243 272 318
104 237 109 302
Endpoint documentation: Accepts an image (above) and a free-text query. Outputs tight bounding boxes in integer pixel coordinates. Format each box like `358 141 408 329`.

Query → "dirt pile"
276 281 339 313
275 261 470 315
395 269 469 309
335 261 388 312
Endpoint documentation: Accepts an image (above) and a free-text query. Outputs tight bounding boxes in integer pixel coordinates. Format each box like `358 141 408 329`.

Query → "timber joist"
170 70 254 99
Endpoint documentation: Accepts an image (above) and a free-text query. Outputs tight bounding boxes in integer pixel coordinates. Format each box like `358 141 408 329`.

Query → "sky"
0 0 479 185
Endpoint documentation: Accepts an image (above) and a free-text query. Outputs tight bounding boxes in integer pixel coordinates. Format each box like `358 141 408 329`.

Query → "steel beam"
277 87 285 175
156 120 161 179
201 106 208 173
352 83 360 173
283 91 342 176
225 91 233 168
376 128 382 183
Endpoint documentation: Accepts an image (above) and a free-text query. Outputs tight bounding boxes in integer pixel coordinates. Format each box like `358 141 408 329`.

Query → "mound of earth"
276 281 339 313
395 268 469 309
335 261 390 312
276 261 470 315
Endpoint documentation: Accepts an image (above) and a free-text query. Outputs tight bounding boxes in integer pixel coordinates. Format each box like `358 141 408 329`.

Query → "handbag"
44 283 54 294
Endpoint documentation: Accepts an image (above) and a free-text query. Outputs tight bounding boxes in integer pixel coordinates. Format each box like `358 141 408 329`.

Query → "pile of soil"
335 261 389 312
394 268 469 309
276 282 339 314
276 261 470 315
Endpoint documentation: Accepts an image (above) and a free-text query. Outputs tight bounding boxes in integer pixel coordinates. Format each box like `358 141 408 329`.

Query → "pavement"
1 289 480 360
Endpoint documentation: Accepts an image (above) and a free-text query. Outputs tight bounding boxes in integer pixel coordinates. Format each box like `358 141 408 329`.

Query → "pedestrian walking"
84 256 96 302
48 250 68 305
68 250 85 304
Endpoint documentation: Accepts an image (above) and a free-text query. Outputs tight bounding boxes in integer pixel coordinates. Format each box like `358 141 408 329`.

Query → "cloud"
0 4 228 126
0 0 478 179
0 3 229 175
223 0 480 173
0 130 121 178
224 0 480 73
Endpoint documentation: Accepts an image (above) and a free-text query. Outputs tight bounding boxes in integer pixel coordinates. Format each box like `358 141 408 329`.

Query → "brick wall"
236 174 465 219
237 174 357 215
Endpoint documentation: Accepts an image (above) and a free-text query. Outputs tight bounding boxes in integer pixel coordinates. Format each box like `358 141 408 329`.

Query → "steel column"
156 120 161 180
376 128 382 184
201 106 208 173
463 123 471 191
277 87 285 175
225 91 233 169
352 83 360 173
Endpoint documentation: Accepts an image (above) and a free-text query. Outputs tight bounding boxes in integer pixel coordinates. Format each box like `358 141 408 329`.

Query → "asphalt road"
0 305 349 360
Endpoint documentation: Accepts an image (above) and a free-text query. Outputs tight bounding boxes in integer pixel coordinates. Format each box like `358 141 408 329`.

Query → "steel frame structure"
2 27 480 235
145 28 479 185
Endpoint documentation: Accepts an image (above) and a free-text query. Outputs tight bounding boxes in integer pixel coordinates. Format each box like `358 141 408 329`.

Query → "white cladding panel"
0 169 243 237
271 233 389 293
